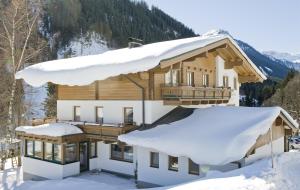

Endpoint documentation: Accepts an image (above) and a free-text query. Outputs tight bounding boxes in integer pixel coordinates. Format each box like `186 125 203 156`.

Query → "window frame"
74 106 81 122
95 106 104 124
34 140 43 159
110 144 133 163
234 77 238 90
223 76 229 88
168 156 179 172
188 159 200 175
150 152 159 168
90 142 97 159
65 143 77 164
44 142 54 161
25 140 34 157
187 71 195 86
164 69 180 86
202 74 209 87
124 107 134 125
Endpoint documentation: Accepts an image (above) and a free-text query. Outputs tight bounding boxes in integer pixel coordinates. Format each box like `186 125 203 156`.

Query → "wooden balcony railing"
77 123 137 141
29 118 137 142
161 85 232 105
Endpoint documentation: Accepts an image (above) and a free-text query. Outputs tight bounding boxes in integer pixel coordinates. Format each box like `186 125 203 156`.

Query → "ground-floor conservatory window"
44 142 53 160
110 144 133 163
34 141 43 159
25 140 34 157
65 143 77 163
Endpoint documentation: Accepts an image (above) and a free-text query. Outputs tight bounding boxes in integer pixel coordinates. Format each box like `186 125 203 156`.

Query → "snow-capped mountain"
263 51 300 63
204 29 297 79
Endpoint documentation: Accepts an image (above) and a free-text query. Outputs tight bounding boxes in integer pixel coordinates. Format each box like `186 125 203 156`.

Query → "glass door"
79 142 89 172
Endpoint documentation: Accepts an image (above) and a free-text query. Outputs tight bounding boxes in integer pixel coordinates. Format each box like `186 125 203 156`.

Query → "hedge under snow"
16 32 265 87
119 106 297 165
16 123 83 137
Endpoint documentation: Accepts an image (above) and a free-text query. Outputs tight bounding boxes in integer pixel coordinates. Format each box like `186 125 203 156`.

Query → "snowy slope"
263 51 300 63
263 51 300 71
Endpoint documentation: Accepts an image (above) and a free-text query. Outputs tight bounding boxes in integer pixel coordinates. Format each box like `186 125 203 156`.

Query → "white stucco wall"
136 147 202 186
245 137 284 164
57 100 175 125
22 157 80 180
136 147 241 186
97 142 136 176
215 55 240 106
89 157 99 170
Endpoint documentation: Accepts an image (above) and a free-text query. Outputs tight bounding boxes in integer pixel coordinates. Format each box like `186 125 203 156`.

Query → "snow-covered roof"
16 123 83 137
119 106 298 166
16 31 266 87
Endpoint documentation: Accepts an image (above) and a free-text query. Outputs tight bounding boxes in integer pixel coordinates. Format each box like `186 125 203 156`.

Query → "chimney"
128 37 143 48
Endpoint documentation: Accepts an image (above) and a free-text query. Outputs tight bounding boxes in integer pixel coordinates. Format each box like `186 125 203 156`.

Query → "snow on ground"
2 152 300 190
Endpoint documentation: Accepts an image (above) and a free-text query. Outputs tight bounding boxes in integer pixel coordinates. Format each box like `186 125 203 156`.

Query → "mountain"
42 0 295 80
263 51 300 63
204 30 295 79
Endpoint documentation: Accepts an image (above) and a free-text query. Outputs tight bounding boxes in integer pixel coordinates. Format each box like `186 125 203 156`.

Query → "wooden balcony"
161 85 232 105
29 118 137 142
77 123 137 142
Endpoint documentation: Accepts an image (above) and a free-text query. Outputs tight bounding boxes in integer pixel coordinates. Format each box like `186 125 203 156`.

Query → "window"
223 76 229 88
234 77 238 90
74 106 80 121
124 146 133 162
34 141 43 159
165 69 180 86
44 142 53 160
124 107 133 124
96 107 104 124
65 143 77 163
188 159 199 175
90 142 97 158
187 72 194 86
165 70 172 85
172 70 179 86
168 156 178 171
150 152 159 168
202 74 209 87
53 144 62 162
26 140 34 157
110 144 133 162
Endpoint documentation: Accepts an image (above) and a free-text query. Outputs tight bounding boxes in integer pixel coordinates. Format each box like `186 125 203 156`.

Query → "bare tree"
0 0 47 140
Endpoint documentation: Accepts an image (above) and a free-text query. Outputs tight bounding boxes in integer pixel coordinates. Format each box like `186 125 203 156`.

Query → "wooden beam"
225 59 243 69
160 39 228 69
238 75 258 83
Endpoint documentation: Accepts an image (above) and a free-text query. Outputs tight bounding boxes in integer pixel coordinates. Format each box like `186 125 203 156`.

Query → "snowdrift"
16 123 83 137
119 106 297 165
16 32 265 87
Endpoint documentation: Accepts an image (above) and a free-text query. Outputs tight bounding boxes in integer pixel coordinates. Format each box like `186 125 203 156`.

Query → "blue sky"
144 0 300 54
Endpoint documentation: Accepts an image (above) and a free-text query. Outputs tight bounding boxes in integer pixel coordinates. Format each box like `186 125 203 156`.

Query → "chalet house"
15 32 298 187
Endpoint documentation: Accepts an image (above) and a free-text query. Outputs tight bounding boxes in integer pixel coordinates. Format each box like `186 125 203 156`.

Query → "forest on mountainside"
264 71 300 122
43 0 196 48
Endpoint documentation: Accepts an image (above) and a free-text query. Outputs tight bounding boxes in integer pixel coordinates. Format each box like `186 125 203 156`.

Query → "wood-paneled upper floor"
57 39 261 104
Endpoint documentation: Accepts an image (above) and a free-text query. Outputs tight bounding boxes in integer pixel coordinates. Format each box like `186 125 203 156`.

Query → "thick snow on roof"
16 123 83 137
119 106 297 165
16 31 265 87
